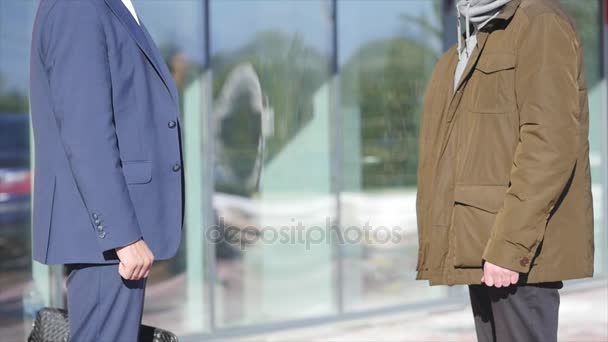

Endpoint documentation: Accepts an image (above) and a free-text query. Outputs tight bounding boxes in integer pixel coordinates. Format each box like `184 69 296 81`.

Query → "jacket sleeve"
482 13 581 273
416 58 445 271
415 77 433 271
44 1 142 253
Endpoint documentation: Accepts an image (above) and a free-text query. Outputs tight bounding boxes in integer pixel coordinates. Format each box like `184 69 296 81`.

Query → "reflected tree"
212 30 329 195
341 15 439 189
560 0 602 87
0 76 28 114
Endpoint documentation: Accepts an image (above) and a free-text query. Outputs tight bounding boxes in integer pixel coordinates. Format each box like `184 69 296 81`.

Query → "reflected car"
0 113 31 270
0 167 30 224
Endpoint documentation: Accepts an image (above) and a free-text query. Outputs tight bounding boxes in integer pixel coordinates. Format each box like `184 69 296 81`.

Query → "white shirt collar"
121 0 140 25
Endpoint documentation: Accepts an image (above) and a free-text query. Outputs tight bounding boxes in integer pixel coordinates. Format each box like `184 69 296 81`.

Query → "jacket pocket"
453 184 507 268
470 52 516 114
122 160 152 184
475 53 516 74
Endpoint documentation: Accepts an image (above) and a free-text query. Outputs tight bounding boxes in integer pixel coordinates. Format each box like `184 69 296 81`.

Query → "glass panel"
337 0 445 311
135 1 210 337
0 1 43 340
560 0 607 277
210 0 335 327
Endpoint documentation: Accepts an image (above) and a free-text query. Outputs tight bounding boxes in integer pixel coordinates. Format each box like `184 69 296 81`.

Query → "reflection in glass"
559 0 606 276
0 1 38 340
214 63 269 196
211 0 335 327
135 0 208 336
338 0 444 311
0 0 606 340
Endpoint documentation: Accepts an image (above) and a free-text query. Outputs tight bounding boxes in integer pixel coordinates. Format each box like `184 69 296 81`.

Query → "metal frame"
443 0 457 51
601 0 608 277
202 0 217 332
328 0 345 316
188 296 467 341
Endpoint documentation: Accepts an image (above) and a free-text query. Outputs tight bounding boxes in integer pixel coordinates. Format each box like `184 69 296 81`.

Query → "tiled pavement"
232 280 608 342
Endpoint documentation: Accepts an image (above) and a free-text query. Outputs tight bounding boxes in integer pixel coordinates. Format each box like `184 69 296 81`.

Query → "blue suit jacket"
29 0 183 264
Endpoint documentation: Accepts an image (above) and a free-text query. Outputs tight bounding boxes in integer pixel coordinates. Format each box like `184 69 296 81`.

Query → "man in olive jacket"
416 0 593 341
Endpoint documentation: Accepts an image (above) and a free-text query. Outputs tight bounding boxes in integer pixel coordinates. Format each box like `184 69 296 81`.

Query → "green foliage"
0 76 28 114
212 30 329 163
211 30 330 195
341 37 437 189
560 0 602 88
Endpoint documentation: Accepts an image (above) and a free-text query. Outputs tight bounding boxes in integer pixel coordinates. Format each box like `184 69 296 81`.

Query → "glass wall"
135 1 210 337
337 0 445 311
560 0 608 276
0 1 45 341
210 0 335 328
0 1 606 341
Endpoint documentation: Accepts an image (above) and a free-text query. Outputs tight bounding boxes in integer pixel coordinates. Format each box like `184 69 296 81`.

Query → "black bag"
28 307 178 342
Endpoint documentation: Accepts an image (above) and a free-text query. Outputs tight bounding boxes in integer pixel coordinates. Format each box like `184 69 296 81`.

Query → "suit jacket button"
98 231 107 239
172 163 182 172
92 213 99 219
520 257 530 267
168 120 177 128
97 225 104 231
94 219 101 225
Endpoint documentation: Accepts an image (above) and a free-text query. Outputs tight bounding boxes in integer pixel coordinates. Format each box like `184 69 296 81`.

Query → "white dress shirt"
121 0 140 25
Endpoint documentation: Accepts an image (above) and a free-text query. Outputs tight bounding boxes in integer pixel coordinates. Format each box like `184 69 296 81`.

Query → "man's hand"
481 261 519 287
115 239 154 280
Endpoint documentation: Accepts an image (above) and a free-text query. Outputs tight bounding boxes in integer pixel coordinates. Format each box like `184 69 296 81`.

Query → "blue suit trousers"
66 264 146 342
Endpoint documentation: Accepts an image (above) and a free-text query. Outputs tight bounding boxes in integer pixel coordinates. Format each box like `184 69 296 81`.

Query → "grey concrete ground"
233 280 608 342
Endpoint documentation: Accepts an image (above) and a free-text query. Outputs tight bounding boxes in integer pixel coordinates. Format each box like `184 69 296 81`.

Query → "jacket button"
172 163 182 172
168 120 177 128
92 213 99 220
98 231 107 239
520 257 530 267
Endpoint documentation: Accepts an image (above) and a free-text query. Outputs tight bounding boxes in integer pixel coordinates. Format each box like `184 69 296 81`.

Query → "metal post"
601 0 608 277
202 0 218 332
443 0 457 52
329 0 344 315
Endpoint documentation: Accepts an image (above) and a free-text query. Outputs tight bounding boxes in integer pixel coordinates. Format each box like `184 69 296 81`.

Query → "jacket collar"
103 0 178 104
437 0 522 169
451 0 521 101
487 0 521 26
452 31 489 96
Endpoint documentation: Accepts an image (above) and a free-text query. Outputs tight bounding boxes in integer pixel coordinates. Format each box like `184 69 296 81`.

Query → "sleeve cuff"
95 220 142 254
482 235 536 273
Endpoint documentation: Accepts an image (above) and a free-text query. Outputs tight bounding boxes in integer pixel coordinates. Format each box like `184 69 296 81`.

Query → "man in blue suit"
29 0 183 340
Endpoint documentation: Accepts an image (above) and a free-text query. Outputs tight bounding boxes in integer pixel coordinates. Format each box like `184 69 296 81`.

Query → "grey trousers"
468 282 562 342
66 263 146 342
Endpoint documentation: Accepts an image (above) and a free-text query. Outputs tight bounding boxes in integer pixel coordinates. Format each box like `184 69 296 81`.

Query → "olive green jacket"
416 0 594 285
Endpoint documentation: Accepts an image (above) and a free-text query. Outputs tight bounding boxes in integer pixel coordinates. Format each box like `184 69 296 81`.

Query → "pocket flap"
122 161 152 184
454 185 507 214
476 53 516 74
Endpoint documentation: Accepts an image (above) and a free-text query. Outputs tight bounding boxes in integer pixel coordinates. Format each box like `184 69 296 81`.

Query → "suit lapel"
103 0 177 104
140 24 179 102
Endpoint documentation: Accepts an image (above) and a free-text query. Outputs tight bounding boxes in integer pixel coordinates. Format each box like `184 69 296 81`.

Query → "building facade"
0 0 606 340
